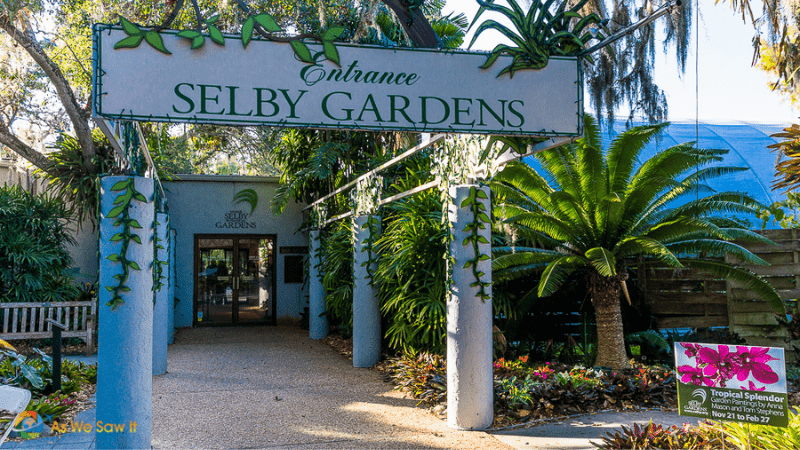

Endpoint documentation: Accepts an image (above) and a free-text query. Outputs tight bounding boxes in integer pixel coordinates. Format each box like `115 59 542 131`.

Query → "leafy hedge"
0 186 79 303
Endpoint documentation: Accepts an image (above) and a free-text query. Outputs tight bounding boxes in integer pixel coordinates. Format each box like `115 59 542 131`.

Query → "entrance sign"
675 342 788 427
93 25 582 137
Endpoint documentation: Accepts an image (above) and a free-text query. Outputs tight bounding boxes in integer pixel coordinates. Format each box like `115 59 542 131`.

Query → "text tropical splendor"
170 60 526 129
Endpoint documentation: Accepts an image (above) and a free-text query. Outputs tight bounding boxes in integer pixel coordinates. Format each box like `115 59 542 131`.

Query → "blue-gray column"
97 176 153 449
168 228 176 344
352 215 381 368
152 213 169 375
309 230 328 339
446 185 493 430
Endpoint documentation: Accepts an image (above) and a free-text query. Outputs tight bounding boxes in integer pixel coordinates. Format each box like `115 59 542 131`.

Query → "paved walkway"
1 326 701 449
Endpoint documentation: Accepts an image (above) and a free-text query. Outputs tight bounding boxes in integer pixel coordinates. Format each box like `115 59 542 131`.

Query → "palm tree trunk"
590 270 628 370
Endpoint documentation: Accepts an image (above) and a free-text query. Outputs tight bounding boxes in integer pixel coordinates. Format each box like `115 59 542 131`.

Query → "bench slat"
39 307 45 333
11 308 17 334
4 308 9 334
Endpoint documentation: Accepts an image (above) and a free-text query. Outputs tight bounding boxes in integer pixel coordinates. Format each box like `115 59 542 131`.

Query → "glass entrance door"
195 235 276 325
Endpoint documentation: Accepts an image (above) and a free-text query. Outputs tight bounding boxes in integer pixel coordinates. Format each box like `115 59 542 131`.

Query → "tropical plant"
491 116 783 369
0 185 79 303
769 123 800 192
469 0 606 77
36 130 121 227
321 219 355 333
374 160 449 354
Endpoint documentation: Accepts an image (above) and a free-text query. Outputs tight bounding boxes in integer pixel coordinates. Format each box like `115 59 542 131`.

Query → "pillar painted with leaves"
447 185 493 430
352 215 381 367
97 176 154 449
168 228 176 345
152 213 169 376
309 229 328 339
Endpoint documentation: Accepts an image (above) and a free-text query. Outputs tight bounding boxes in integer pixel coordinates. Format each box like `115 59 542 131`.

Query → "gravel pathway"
152 326 512 449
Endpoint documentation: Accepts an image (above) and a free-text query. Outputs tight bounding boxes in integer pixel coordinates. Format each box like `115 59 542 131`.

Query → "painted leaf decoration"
206 14 220 24
323 26 346 41
133 193 147 202
128 261 141 271
128 219 143 229
208 25 225 45
110 233 124 242
241 17 255 48
323 41 340 66
119 17 142 36
290 41 313 63
191 37 205 50
107 205 125 218
114 35 144 50
105 286 115 292
144 31 171 54
107 254 120 262
254 14 281 33
110 179 130 191
131 235 142 244
177 30 201 40
120 286 132 292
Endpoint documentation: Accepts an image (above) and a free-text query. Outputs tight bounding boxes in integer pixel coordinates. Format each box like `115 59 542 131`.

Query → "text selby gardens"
170 59 526 128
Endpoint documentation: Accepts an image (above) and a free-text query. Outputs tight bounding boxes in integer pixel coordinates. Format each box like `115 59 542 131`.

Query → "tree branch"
0 14 95 171
0 119 53 174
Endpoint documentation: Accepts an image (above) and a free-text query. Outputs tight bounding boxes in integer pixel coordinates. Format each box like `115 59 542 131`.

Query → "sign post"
675 342 789 427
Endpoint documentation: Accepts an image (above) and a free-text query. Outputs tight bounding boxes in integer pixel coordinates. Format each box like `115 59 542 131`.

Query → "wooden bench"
0 302 96 356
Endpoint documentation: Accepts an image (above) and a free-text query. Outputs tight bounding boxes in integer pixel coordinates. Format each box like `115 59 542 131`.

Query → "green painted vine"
152 215 169 296
105 177 147 310
115 13 346 66
460 186 491 302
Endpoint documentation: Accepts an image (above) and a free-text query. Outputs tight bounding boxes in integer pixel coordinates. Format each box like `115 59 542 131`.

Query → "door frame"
193 233 277 326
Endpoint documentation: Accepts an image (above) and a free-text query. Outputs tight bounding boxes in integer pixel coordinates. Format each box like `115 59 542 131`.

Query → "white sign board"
675 342 788 427
93 25 582 137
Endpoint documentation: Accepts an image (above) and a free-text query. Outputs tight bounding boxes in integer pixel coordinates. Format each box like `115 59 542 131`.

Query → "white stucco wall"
163 175 307 327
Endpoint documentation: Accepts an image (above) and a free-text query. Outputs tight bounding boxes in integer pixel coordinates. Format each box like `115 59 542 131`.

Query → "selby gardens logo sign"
92 21 582 137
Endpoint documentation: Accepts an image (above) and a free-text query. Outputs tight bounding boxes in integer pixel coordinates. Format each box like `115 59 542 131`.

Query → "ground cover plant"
381 352 677 427
595 411 800 449
0 341 96 428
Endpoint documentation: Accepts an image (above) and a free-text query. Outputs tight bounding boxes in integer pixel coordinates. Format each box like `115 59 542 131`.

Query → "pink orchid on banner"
678 365 713 387
739 381 766 391
734 346 779 385
697 345 737 384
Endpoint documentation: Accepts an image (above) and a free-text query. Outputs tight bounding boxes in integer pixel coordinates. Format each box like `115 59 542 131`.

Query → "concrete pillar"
152 213 169 375
352 215 381 368
446 185 493 430
168 229 176 345
97 176 153 449
309 229 328 339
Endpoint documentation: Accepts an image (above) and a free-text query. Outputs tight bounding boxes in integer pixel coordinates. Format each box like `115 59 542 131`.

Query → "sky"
443 0 800 124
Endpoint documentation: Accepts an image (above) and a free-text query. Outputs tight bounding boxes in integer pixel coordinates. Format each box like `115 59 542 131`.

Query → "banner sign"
675 342 788 427
92 25 582 137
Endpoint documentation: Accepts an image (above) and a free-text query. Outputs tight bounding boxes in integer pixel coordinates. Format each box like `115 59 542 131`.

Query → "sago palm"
491 117 783 369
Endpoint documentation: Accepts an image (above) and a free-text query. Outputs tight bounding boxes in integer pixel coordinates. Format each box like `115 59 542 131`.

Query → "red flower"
697 345 737 380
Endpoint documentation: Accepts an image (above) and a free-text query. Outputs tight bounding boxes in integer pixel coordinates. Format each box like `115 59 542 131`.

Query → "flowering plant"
675 342 785 392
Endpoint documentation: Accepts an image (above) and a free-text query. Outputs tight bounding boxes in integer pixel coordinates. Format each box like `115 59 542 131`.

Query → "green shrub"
0 185 79 303
321 220 354 334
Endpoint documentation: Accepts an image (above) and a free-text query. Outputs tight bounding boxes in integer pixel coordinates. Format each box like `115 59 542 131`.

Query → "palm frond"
682 259 785 313
538 255 586 297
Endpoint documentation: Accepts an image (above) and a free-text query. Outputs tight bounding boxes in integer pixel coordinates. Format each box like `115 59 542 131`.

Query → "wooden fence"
645 228 800 350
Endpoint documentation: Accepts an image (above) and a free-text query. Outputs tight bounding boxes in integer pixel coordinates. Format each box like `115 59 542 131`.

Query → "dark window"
284 255 304 284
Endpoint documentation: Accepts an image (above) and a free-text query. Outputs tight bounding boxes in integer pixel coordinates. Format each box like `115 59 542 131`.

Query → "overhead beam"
303 134 446 212
579 0 681 57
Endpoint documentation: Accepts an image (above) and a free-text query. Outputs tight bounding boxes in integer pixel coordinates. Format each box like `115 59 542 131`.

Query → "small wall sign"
675 342 788 427
215 210 256 229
